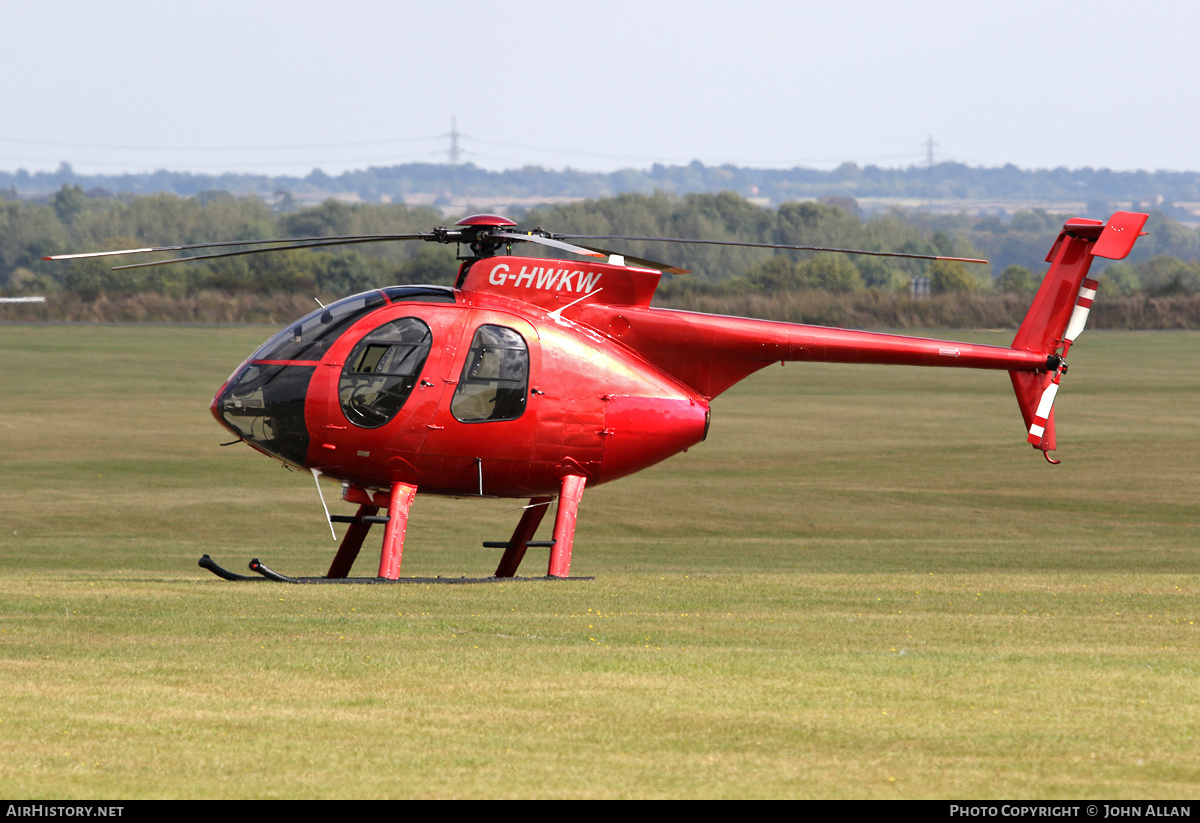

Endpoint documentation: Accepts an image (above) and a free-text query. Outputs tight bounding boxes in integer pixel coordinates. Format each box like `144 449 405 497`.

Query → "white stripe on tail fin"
1064 277 1099 344
1027 381 1059 444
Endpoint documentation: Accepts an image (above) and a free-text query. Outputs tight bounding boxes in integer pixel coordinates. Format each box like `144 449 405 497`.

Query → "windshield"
217 363 315 466
250 291 387 362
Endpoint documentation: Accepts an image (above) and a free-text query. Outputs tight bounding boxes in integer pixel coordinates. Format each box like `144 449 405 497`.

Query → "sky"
3 0 1198 177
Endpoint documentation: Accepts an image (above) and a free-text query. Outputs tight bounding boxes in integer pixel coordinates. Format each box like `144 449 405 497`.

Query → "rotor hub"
455 214 517 228
448 214 519 258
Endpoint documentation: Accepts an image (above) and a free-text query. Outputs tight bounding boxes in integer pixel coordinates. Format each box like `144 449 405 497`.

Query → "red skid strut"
326 503 379 578
548 475 586 578
378 482 418 580
494 496 553 578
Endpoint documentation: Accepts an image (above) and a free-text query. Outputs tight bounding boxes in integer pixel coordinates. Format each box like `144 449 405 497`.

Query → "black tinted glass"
451 325 529 423
251 291 386 362
339 318 433 429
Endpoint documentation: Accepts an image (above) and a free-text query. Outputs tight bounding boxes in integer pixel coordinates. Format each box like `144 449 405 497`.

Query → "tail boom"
576 305 1053 399
568 211 1147 460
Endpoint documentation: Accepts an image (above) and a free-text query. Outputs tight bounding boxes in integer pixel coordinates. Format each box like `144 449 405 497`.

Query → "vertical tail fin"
1009 211 1148 459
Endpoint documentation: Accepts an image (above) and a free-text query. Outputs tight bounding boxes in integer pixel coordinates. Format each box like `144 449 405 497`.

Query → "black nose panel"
217 364 315 467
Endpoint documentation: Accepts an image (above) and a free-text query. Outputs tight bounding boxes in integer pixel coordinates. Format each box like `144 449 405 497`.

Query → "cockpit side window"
339 317 433 429
253 291 387 362
451 325 529 423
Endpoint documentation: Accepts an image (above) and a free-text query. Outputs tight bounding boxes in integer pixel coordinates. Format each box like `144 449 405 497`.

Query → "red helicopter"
49 210 1148 582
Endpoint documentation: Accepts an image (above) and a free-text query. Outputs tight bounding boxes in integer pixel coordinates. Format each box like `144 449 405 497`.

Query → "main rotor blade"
570 243 691 275
44 233 424 261
555 234 988 264
490 231 689 274
109 234 436 270
489 231 605 259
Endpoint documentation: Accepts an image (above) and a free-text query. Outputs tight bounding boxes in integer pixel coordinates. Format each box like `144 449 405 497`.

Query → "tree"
745 256 800 292
796 254 862 292
1134 255 1200 296
396 245 457 286
318 252 376 296
1100 263 1141 296
995 264 1037 294
855 256 899 290
280 199 354 237
52 184 88 226
928 260 976 293
744 254 862 293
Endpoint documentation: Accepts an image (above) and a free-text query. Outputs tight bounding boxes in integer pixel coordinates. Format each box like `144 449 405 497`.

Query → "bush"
745 254 863 293
795 254 863 292
995 264 1037 294
928 260 976 293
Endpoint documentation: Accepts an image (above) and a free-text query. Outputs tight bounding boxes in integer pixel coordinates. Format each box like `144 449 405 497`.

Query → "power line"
447 118 461 165
0 135 441 152
0 124 935 175
924 135 939 202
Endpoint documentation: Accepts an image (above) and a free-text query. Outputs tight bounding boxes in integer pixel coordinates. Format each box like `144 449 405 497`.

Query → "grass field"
1 323 1197 798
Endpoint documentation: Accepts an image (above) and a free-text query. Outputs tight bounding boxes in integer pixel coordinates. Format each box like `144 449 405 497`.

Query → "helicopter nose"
214 362 316 467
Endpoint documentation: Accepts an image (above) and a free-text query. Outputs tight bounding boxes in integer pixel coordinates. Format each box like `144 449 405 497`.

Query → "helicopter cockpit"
215 286 455 465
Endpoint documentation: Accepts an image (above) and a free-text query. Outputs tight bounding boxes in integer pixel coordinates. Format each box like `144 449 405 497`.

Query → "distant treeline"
3 188 1200 327
8 289 1198 332
4 160 1200 214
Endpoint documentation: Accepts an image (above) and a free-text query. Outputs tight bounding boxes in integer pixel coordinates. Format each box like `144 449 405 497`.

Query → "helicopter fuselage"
211 277 711 499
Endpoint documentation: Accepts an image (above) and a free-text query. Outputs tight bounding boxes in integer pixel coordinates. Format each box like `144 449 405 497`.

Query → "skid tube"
198 555 592 584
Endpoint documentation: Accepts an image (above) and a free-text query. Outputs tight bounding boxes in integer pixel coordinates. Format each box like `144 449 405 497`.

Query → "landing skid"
198 554 592 584
200 474 593 584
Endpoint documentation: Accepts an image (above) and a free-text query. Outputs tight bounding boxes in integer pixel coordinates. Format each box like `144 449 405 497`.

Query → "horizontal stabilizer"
1015 211 1148 356
1092 211 1149 260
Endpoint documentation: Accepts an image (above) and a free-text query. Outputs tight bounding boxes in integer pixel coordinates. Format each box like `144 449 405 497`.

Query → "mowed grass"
0 323 1197 798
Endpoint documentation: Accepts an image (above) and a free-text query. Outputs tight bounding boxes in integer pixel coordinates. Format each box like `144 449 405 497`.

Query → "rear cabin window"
339 317 433 428
451 325 529 423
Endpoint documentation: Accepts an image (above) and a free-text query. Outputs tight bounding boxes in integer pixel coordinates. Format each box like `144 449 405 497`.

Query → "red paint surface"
549 475 586 578
378 482 417 579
